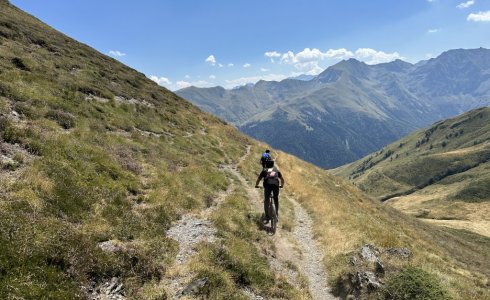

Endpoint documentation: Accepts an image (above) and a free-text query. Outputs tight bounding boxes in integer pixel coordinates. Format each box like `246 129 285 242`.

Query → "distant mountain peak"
375 59 413 72
290 74 315 81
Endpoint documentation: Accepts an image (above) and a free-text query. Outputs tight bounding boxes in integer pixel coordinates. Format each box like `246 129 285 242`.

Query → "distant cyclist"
255 159 284 224
260 149 271 169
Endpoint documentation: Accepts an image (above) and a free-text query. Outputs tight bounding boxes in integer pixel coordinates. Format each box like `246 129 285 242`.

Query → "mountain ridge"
334 107 490 237
177 48 490 168
1 2 489 299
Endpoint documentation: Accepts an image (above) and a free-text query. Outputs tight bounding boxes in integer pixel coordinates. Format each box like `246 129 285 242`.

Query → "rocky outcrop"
334 244 412 299
84 277 125 300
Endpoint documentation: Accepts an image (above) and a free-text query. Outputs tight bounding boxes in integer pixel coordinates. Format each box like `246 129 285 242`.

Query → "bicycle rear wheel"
269 201 277 234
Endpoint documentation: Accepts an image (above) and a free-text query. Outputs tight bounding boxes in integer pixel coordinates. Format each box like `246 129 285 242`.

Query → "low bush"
46 109 76 129
14 101 42 119
383 267 451 300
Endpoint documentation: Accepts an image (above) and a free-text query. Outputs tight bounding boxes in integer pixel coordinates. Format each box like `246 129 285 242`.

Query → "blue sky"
11 0 490 90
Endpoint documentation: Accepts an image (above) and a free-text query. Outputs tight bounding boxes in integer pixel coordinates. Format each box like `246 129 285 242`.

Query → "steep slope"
334 107 490 237
177 50 490 168
0 2 489 299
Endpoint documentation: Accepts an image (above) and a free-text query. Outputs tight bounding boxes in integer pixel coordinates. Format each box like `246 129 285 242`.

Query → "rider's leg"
264 186 272 220
272 185 279 217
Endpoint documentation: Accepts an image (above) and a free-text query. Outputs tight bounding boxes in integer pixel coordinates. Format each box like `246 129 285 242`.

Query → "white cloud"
279 48 356 75
176 81 192 89
260 68 269 72
175 80 212 90
193 80 213 87
184 75 191 79
228 63 234 67
148 75 215 91
205 55 216 65
150 75 172 86
467 11 490 21
224 74 288 88
280 48 354 64
218 63 224 67
265 51 281 58
265 51 282 62
109 50 126 57
427 28 439 33
354 48 403 64
457 0 475 8
270 47 403 73
325 48 355 59
243 63 251 68
302 63 324 75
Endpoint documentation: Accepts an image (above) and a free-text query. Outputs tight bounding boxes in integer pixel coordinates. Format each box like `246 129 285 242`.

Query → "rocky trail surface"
163 145 336 299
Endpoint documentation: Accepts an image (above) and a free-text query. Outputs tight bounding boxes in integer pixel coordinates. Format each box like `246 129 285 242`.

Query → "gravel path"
289 198 336 300
164 145 335 299
229 148 336 299
166 215 217 264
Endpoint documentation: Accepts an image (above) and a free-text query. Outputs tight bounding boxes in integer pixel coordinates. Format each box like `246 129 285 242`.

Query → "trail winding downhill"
163 144 336 299
229 146 336 300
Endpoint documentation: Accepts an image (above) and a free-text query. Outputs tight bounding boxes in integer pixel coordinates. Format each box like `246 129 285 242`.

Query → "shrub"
383 267 451 300
11 57 30 71
0 118 23 144
46 110 76 129
14 102 42 119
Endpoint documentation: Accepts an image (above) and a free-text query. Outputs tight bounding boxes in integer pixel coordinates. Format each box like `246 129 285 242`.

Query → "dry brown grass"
386 174 490 237
238 144 490 299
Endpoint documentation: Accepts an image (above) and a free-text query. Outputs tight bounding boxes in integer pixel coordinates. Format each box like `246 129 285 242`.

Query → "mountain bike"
256 186 282 235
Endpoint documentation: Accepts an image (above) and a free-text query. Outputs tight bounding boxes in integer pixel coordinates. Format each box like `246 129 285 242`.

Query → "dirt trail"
227 146 336 300
288 198 336 300
164 145 335 299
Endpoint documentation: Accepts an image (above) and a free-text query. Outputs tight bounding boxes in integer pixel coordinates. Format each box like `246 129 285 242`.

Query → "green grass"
382 267 452 300
336 107 490 201
190 190 305 299
0 2 250 297
1 1 489 299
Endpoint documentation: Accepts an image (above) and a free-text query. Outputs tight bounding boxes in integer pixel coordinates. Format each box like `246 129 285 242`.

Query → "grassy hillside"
335 107 490 237
0 1 489 299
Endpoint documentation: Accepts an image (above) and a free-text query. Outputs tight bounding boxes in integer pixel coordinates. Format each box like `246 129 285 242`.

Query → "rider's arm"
279 173 285 188
255 171 265 187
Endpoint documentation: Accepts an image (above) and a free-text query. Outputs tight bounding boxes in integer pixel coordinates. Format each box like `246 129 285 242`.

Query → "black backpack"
264 167 279 186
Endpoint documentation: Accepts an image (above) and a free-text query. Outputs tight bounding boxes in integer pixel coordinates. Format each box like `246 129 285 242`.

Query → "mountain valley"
0 1 489 299
177 49 490 168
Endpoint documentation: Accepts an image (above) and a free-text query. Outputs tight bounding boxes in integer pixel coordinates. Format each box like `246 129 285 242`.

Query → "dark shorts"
263 184 279 219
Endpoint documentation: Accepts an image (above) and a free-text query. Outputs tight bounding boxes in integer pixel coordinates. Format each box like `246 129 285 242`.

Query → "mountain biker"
260 149 271 169
255 159 284 224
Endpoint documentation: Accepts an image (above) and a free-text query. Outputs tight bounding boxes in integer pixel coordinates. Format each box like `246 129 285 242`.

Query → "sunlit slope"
0 1 488 299
240 146 489 299
335 107 490 237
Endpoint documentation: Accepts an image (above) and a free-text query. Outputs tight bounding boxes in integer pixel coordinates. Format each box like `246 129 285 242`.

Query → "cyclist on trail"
260 149 271 169
255 159 284 224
